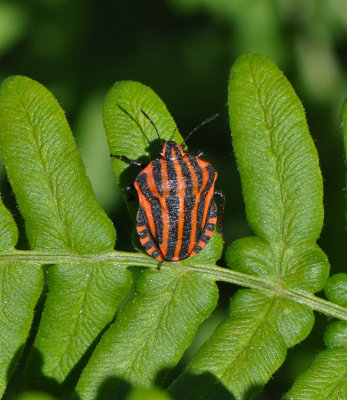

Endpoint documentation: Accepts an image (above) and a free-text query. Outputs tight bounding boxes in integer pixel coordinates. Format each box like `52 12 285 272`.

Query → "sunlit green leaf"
284 274 347 400
0 76 131 393
0 84 43 397
170 53 329 399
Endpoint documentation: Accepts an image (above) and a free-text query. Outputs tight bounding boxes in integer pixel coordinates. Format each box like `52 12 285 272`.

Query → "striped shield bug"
112 111 225 264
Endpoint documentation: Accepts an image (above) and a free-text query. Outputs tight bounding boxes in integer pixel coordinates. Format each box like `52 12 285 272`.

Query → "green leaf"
284 274 347 400
0 81 44 396
0 76 116 253
230 55 323 245
0 198 43 397
75 93 120 213
170 290 314 400
0 76 131 392
77 269 218 399
284 349 347 400
325 273 347 308
76 81 220 399
170 53 329 399
285 102 347 399
103 80 181 185
103 80 182 228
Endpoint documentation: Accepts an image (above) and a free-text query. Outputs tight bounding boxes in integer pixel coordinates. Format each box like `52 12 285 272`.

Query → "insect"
112 111 225 263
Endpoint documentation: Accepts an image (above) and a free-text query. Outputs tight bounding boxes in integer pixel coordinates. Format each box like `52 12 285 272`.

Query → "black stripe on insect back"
151 159 163 196
166 158 177 196
200 235 210 244
138 229 149 239
152 250 160 258
151 197 163 244
143 241 153 251
135 173 155 200
205 165 217 192
165 196 180 260
136 206 147 227
177 156 194 259
179 194 196 259
177 156 193 195
205 222 215 232
187 155 203 190
165 141 182 159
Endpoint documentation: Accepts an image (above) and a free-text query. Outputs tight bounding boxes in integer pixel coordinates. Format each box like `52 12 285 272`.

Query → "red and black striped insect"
112 111 225 263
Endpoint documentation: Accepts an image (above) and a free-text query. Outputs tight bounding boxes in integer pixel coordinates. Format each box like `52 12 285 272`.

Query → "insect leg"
110 154 147 168
214 190 225 239
157 261 163 270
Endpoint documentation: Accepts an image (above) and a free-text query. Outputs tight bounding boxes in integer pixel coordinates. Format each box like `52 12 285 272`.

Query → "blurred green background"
1 0 347 399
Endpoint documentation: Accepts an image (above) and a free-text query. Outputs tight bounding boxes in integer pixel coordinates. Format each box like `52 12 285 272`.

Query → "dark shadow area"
145 138 166 159
94 376 132 400
4 344 25 398
62 318 116 395
116 160 143 253
4 333 308 400
3 267 120 399
23 348 61 396
116 140 163 254
168 371 262 400
23 316 115 399
72 371 231 400
257 312 328 399
3 268 48 399
6 343 245 400
0 177 30 250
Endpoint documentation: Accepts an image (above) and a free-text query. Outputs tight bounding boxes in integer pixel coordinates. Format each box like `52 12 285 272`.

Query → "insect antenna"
181 113 219 149
141 110 164 146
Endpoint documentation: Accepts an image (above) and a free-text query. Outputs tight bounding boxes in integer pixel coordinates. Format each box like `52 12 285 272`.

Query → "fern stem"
4 249 347 322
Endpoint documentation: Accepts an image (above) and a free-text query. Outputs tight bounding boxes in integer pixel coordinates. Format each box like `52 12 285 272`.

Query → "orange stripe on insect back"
190 239 208 257
139 236 151 246
145 162 167 250
203 229 214 239
186 162 201 255
209 216 217 226
158 159 170 257
173 152 186 260
185 156 201 196
146 163 160 197
182 156 198 255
